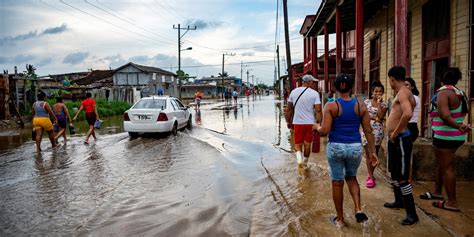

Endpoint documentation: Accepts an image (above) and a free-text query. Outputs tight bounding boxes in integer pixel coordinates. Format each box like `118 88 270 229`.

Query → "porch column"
336 6 342 75
355 0 364 94
324 23 329 92
312 36 318 78
395 0 408 69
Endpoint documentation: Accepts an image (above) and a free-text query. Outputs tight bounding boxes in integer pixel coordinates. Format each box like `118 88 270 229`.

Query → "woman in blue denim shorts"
314 74 378 227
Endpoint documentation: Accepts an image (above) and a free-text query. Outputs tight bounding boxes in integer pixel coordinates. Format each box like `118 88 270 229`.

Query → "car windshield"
132 99 166 109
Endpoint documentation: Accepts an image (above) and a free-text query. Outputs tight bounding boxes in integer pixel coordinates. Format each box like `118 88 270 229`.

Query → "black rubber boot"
384 185 404 209
401 194 419 225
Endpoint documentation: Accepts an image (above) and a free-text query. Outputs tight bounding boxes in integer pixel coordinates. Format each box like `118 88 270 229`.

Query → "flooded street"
0 96 450 236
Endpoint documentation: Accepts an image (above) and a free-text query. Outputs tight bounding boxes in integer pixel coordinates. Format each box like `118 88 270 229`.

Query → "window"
132 99 166 109
170 99 178 110
423 0 450 42
174 99 185 109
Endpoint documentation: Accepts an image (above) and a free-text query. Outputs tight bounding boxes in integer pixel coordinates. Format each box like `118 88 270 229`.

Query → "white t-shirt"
288 87 321 124
409 95 420 123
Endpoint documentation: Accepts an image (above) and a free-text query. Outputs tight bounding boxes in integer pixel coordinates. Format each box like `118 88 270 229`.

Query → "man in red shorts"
285 74 322 168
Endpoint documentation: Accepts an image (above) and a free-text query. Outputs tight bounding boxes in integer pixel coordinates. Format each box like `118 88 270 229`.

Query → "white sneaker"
296 151 303 168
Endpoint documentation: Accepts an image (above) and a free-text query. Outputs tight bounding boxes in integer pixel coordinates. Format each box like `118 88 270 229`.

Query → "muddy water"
0 96 449 236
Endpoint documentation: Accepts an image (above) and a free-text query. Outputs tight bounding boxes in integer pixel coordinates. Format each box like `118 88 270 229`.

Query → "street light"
178 46 192 99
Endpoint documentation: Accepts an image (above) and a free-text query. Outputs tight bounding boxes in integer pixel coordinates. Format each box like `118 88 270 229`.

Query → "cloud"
14 54 35 63
42 23 68 35
36 58 53 67
63 52 89 65
241 52 255 56
0 54 36 64
185 19 223 29
0 23 68 46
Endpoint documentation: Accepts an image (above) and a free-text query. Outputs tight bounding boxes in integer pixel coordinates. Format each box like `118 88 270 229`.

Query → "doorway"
421 57 449 138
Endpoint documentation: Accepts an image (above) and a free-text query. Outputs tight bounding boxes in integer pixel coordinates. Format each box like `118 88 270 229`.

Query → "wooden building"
304 0 473 141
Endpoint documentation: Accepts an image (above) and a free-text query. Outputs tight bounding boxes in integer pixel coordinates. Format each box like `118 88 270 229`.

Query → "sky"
0 0 333 86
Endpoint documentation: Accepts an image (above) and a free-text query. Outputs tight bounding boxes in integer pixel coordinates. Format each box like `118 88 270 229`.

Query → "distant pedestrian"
420 68 469 212
195 90 202 109
246 89 251 98
404 77 420 142
32 92 58 152
53 97 73 142
314 74 376 227
285 74 322 168
384 66 418 225
157 88 164 96
73 92 99 144
360 81 388 188
232 90 239 105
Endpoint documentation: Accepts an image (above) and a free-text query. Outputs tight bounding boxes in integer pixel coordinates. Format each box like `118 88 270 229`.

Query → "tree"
176 70 190 82
218 72 229 78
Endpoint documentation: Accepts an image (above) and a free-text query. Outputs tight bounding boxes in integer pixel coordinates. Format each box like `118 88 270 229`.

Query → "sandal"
329 216 345 228
355 212 368 223
420 192 444 200
432 201 460 212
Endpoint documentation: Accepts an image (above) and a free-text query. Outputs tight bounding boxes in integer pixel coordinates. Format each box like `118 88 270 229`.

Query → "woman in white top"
405 77 420 142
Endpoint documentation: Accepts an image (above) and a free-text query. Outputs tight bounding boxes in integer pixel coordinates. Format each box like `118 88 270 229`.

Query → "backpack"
430 85 468 113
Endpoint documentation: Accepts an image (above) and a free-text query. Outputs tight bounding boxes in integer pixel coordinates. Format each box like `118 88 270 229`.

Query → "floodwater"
0 95 450 236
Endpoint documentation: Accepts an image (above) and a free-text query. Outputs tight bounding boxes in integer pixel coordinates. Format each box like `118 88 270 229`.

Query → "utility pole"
283 0 293 90
277 45 281 99
221 52 235 100
173 24 196 99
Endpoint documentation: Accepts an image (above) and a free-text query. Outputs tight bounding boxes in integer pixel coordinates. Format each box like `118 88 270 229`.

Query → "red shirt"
81 98 96 113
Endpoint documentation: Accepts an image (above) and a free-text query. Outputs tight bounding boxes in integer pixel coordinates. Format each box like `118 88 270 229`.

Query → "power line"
185 36 302 53
59 0 173 45
179 60 274 69
39 0 155 46
90 0 175 43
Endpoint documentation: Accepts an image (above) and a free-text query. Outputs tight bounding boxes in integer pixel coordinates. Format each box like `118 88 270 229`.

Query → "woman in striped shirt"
424 67 469 212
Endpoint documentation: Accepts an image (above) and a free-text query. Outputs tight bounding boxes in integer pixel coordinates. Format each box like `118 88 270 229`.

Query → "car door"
174 99 189 127
170 99 184 127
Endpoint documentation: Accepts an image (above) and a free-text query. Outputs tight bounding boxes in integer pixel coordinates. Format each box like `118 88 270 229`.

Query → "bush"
45 98 130 121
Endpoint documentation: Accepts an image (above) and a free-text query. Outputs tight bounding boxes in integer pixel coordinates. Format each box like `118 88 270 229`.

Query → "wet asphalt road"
0 95 451 236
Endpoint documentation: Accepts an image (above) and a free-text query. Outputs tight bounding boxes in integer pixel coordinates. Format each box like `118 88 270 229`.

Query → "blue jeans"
326 142 363 181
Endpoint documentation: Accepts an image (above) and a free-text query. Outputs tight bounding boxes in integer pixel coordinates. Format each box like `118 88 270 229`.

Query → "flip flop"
432 201 460 212
329 216 345 228
355 212 368 223
420 192 444 200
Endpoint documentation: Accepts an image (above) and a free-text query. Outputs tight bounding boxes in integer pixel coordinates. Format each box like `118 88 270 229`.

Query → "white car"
123 96 192 137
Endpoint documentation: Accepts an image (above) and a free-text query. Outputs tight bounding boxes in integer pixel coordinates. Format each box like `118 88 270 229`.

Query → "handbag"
94 119 102 129
287 87 309 129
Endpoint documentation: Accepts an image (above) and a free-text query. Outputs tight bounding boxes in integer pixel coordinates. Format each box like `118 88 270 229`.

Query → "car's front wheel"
172 122 178 136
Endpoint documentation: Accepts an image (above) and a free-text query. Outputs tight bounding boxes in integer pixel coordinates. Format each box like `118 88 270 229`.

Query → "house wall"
113 65 177 97
359 0 473 178
363 0 471 141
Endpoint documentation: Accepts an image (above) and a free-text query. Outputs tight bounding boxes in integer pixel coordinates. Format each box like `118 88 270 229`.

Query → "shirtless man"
384 66 418 225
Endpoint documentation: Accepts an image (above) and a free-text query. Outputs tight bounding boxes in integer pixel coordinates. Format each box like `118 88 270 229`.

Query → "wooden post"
283 0 293 90
336 6 342 75
312 36 318 78
395 0 408 68
324 24 329 92
355 0 364 94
